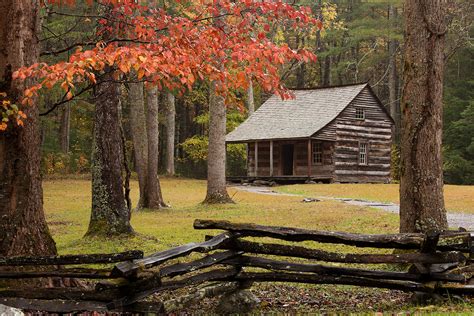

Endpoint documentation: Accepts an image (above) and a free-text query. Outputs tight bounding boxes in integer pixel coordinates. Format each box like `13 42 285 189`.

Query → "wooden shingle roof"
227 83 370 143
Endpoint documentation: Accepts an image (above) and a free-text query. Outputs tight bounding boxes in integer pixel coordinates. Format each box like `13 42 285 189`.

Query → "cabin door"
281 144 294 175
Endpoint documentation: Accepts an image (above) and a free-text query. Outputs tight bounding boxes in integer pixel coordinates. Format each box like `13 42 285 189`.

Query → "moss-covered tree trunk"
142 86 167 209
0 0 57 257
399 0 448 233
86 68 134 237
128 79 148 209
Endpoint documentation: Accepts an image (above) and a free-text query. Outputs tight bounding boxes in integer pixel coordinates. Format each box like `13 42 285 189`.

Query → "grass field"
42 178 473 313
276 183 474 214
43 178 400 255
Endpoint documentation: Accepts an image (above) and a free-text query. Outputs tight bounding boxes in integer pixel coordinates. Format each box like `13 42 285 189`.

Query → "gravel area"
232 185 474 230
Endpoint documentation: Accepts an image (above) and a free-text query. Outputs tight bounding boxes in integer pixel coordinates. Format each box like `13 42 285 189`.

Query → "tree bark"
164 91 176 176
246 81 255 115
142 86 167 209
399 0 449 233
204 82 233 204
315 0 330 88
59 105 70 153
128 79 148 209
86 68 134 237
321 56 331 87
0 0 57 256
388 4 400 144
296 35 306 89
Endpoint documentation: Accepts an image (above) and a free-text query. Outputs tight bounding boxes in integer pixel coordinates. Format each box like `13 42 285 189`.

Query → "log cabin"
226 83 394 183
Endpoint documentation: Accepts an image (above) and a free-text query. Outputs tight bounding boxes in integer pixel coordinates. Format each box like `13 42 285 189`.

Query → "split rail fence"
0 219 473 313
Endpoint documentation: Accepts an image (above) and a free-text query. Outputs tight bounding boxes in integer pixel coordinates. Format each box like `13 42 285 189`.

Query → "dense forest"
37 0 473 184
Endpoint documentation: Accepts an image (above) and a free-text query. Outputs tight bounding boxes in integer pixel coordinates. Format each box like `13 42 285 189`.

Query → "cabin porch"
226 139 335 183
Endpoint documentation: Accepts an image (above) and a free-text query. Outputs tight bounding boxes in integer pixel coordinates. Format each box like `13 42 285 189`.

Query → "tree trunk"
204 81 233 204
399 0 448 233
296 35 306 89
142 86 167 209
128 79 148 209
0 0 57 257
59 105 70 153
247 81 255 115
164 91 176 176
388 4 400 144
86 68 134 237
322 56 331 87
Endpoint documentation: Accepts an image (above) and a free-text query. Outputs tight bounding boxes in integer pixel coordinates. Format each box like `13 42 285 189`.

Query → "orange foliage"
12 0 319 127
0 92 26 130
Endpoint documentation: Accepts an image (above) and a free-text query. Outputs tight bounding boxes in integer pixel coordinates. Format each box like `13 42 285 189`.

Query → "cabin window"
313 142 323 164
359 142 368 165
355 107 365 120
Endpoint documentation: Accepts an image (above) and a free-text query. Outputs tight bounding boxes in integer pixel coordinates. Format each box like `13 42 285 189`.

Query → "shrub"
179 136 246 178
42 152 90 176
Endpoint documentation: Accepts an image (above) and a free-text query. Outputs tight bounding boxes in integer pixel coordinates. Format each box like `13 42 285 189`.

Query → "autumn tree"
12 0 317 233
0 0 57 256
85 4 134 236
399 0 449 233
204 2 233 204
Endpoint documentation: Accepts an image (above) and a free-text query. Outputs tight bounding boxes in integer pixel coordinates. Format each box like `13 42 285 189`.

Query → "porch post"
307 139 312 179
255 141 258 177
269 140 274 177
225 142 228 178
246 143 249 175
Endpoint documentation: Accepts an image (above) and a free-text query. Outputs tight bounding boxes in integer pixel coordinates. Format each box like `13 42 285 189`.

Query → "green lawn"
42 178 473 313
276 183 474 214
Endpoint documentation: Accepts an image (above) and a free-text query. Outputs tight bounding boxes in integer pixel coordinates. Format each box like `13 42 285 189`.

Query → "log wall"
247 142 280 176
332 87 392 183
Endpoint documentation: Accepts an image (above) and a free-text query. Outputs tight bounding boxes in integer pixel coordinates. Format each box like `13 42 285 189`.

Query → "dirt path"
232 185 474 230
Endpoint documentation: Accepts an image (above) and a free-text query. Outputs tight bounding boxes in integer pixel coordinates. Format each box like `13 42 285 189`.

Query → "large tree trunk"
128 79 148 209
142 86 167 209
399 0 448 233
86 69 134 237
204 82 233 204
0 0 57 257
164 91 176 176
59 105 70 153
388 4 400 144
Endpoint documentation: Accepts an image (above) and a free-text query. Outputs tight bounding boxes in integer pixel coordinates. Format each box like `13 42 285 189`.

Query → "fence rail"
0 219 472 313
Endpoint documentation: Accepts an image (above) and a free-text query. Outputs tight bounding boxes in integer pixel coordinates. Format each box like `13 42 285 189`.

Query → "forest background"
38 0 473 185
